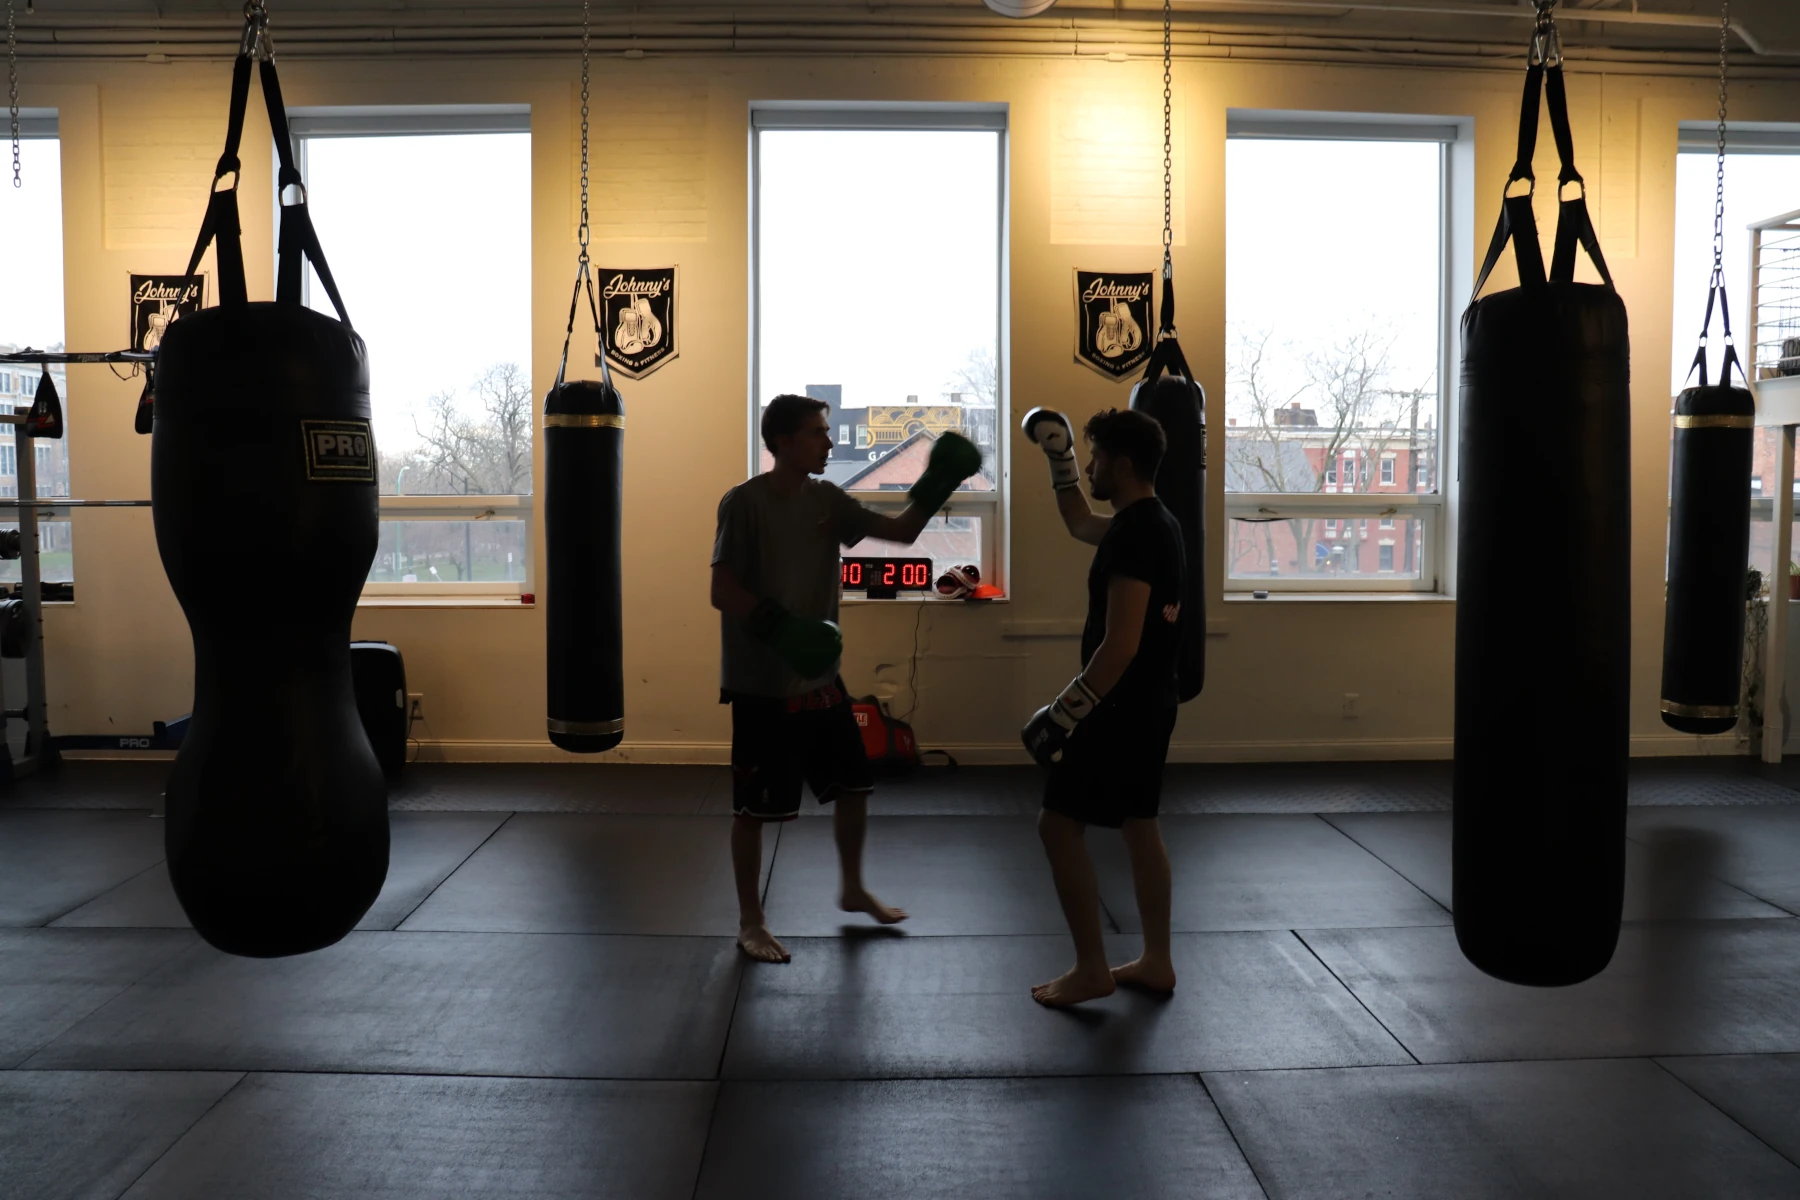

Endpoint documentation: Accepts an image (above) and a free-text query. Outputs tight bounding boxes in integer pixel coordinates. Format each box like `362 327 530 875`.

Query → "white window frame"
749 103 1010 598
1222 111 1459 593
285 106 534 598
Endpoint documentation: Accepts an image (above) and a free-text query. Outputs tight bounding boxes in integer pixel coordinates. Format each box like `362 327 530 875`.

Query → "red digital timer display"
841 557 933 592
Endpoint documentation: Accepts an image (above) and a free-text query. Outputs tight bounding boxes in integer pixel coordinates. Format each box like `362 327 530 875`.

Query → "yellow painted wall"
19 51 1798 763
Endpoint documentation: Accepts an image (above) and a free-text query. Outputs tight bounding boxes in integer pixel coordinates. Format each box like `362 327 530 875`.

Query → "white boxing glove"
1021 407 1080 491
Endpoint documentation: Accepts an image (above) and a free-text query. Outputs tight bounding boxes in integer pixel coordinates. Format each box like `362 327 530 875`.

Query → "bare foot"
1031 965 1116 1008
737 925 791 963
840 889 908 925
1111 957 1177 995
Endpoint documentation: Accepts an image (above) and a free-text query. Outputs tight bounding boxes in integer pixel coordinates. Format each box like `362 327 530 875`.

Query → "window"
0 117 73 586
291 107 533 596
1223 114 1456 592
1379 543 1395 572
752 106 1006 593
1672 129 1800 581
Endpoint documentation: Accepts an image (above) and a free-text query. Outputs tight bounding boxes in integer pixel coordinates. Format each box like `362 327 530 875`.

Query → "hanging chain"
7 0 20 188
578 0 591 263
1160 0 1172 278
1710 1 1731 294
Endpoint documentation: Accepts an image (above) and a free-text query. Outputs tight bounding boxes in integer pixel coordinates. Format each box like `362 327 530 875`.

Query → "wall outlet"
1342 693 1360 719
408 694 424 724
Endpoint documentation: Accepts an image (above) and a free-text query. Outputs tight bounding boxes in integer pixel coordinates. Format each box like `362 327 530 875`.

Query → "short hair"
1083 407 1167 481
762 394 830 456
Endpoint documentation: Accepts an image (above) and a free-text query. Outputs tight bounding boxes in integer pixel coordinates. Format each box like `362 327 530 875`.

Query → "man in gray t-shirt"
712 394 982 963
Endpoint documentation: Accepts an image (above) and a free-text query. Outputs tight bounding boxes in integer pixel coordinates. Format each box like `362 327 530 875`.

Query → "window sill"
842 594 1009 607
1225 591 1452 604
357 596 535 610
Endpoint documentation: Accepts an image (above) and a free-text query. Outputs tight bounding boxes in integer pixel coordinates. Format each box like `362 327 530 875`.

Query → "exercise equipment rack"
0 348 164 780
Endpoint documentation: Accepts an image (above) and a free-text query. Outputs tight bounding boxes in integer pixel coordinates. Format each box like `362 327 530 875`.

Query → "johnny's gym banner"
1073 269 1152 380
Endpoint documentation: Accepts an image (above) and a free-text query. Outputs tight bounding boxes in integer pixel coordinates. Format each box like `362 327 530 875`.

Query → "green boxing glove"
907 431 984 516
748 598 844 679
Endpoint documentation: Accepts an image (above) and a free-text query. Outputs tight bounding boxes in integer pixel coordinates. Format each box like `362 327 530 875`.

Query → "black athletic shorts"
728 680 874 822
1042 702 1178 829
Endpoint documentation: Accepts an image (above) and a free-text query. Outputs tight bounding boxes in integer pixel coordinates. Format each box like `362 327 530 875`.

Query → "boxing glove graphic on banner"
1095 299 1145 359
614 295 664 357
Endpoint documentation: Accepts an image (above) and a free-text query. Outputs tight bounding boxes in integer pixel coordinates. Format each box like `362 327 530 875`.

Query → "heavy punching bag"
1128 2 1205 704
1453 28 1630 986
1662 24 1754 737
1662 316 1754 735
1130 273 1207 702
151 9 388 958
544 294 625 753
544 22 626 754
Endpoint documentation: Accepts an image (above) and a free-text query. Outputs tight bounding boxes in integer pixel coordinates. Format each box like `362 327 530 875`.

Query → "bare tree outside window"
1225 324 1436 578
299 129 532 589
385 362 534 497
1224 133 1444 588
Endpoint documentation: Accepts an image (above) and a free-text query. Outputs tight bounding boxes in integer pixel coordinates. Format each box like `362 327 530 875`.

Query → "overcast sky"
1225 138 1443 426
1671 151 1800 393
758 129 1000 411
0 139 65 351
302 132 534 453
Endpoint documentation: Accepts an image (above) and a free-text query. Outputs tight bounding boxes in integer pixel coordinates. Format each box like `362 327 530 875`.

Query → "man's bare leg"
833 789 907 924
1113 817 1177 993
732 813 789 962
1033 809 1116 1007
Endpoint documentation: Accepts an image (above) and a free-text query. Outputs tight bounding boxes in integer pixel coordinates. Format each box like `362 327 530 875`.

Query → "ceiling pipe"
5 3 1796 63
1170 0 1795 57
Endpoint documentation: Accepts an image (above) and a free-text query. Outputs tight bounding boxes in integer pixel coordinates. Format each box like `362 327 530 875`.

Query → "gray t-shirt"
712 473 877 697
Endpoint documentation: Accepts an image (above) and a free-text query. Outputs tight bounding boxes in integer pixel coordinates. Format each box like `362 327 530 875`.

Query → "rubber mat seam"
1288 928 1421 1066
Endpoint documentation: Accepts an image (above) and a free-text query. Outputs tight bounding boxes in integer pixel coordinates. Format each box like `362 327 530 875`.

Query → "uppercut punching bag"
151 26 388 958
1661 326 1754 736
1130 277 1207 702
1454 54 1630 987
544 268 625 752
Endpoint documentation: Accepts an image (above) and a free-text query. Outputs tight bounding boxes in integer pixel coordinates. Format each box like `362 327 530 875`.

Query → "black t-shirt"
1081 497 1186 710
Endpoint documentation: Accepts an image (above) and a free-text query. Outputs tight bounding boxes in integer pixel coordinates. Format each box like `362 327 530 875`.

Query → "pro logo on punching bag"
301 419 375 483
597 267 677 379
1074 270 1153 380
152 2 389 959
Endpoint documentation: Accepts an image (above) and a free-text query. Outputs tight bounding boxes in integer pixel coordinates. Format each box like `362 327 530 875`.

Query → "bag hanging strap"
1472 3 1614 302
1685 2 1743 392
181 3 351 326
555 0 614 393
1544 64 1612 290
1139 0 1193 392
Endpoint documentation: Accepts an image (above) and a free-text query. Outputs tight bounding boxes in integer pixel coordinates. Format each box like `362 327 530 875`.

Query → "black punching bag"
152 35 387 958
1130 280 1206 702
544 274 625 752
1454 57 1629 987
545 379 625 752
1661 314 1755 734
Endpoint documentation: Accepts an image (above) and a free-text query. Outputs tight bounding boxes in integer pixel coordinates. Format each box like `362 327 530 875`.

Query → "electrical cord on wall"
899 602 927 723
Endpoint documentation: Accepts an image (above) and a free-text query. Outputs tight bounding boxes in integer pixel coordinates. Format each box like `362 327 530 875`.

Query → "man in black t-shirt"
1020 406 1185 1008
